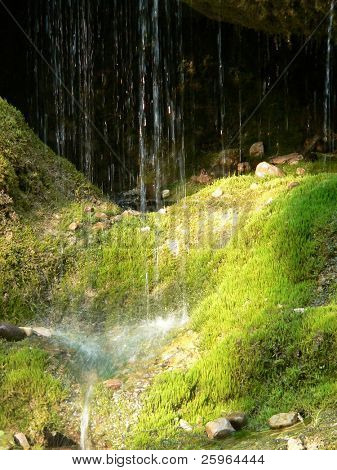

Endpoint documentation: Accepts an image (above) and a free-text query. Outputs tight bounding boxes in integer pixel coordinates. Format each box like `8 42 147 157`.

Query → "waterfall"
323 0 335 151
28 0 186 203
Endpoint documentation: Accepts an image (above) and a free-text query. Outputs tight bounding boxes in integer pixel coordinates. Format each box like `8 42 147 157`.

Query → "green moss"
129 174 337 449
0 344 66 446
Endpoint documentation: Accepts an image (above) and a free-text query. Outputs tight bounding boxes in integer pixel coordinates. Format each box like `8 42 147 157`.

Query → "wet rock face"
0 323 26 342
182 1 330 37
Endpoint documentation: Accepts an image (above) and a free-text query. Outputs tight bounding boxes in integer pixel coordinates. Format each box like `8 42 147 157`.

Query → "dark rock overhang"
182 0 333 37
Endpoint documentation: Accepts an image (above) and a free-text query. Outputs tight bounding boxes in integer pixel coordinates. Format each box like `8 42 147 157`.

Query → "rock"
158 208 167 214
191 169 212 185
179 419 193 432
0 323 26 342
211 149 240 169
288 182 300 190
305 437 322 450
250 142 264 159
225 412 247 430
212 188 223 198
84 206 94 213
303 134 321 155
94 212 108 220
205 418 235 439
19 327 34 337
104 378 123 390
122 209 141 217
296 167 306 176
43 429 77 449
268 412 299 429
287 437 305 450
269 153 303 165
68 222 80 231
255 162 285 178
92 222 106 231
237 161 251 175
32 327 52 338
162 189 170 199
14 432 30 450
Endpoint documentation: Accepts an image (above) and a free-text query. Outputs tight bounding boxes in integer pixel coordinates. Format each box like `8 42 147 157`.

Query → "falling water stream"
324 0 335 151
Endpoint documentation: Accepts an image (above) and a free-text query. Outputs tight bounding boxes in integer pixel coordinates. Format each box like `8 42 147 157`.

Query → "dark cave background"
0 0 334 194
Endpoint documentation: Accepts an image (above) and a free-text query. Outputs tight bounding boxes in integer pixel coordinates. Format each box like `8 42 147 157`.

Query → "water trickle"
324 0 335 151
80 382 94 450
217 22 225 150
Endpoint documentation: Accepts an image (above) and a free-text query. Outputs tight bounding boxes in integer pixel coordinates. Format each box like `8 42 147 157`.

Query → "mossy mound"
0 98 120 324
127 173 337 449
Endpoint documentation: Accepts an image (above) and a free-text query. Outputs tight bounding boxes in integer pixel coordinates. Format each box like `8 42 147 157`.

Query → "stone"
0 323 26 342
288 181 300 190
19 327 34 337
237 162 251 175
104 378 123 390
122 209 141 217
211 149 240 169
287 437 305 450
249 142 264 159
296 167 306 176
68 222 79 231
225 412 247 431
269 153 303 165
179 419 193 432
255 162 285 178
191 169 212 184
162 189 170 199
268 412 299 429
303 134 320 155
14 432 30 450
205 418 235 439
305 438 322 450
95 212 108 220
212 188 223 198
84 206 94 213
32 327 52 338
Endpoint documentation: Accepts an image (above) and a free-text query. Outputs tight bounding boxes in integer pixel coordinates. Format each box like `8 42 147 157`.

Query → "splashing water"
52 309 188 379
50 309 188 448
